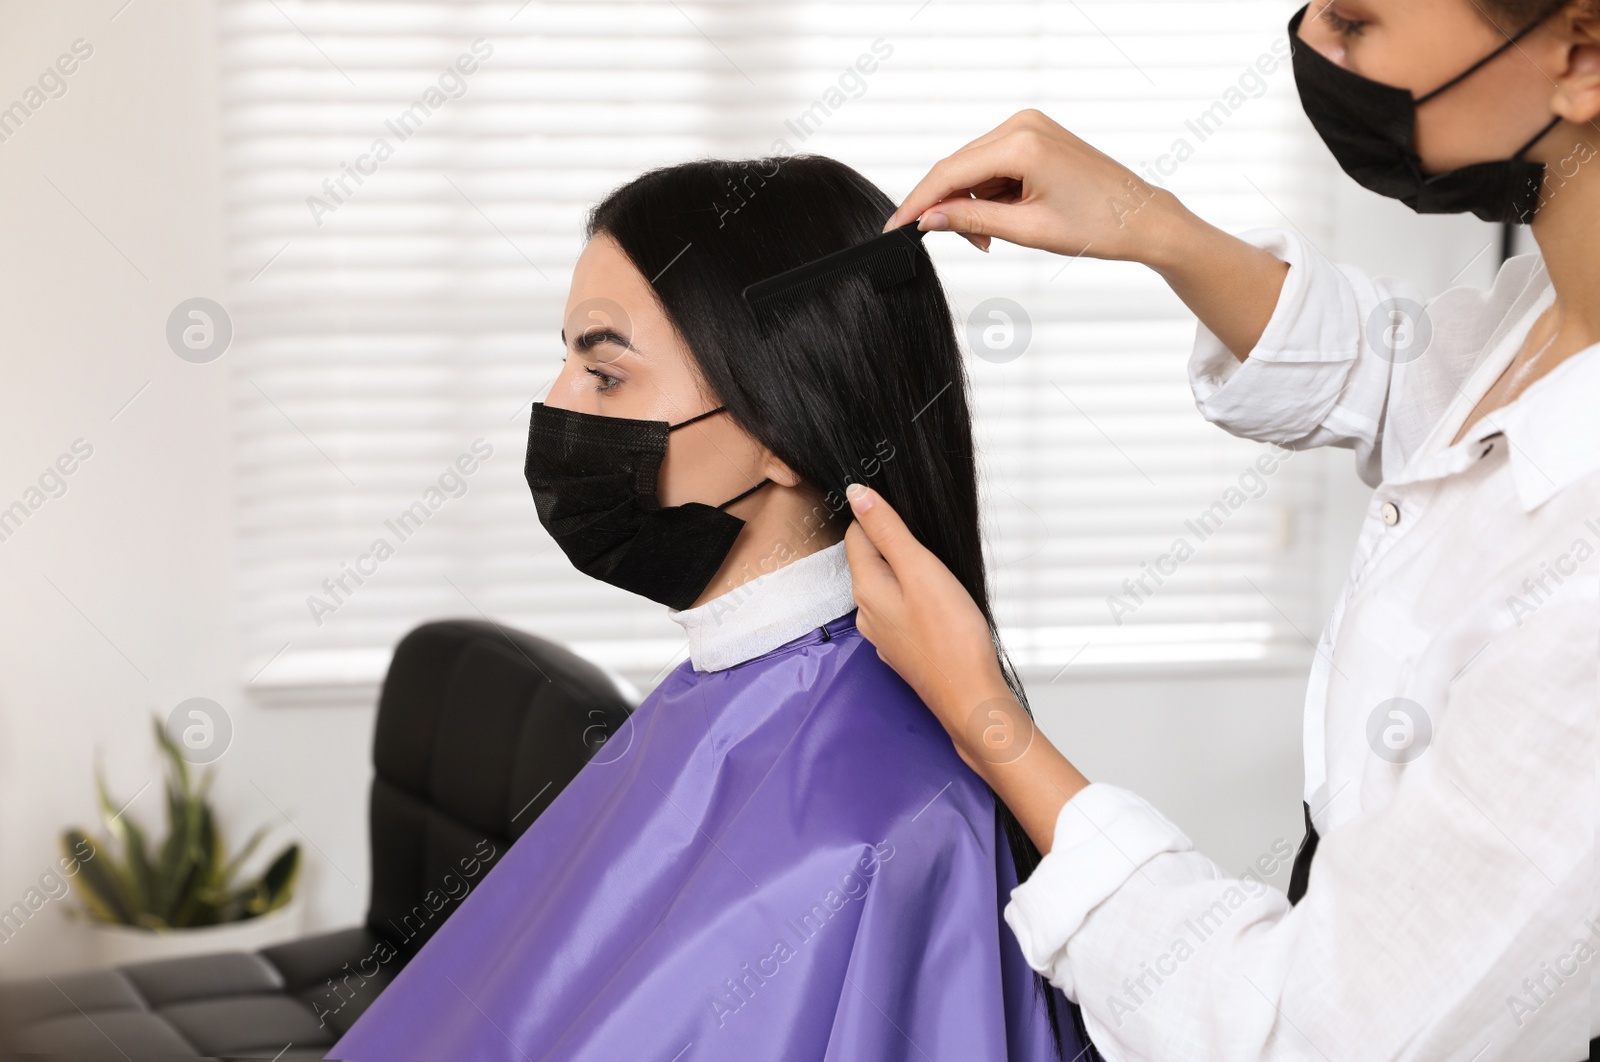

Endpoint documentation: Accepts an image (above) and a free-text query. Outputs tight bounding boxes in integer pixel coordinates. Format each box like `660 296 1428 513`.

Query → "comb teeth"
741 221 928 328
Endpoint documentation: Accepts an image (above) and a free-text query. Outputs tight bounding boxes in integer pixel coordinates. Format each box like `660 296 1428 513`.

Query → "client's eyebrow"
560 327 637 354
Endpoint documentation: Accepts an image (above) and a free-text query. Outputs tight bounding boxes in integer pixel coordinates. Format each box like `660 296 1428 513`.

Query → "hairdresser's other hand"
882 108 1181 262
885 109 1291 361
845 482 1093 851
843 483 1013 769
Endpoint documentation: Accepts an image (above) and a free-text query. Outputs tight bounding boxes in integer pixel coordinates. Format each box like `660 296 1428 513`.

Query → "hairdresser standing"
843 2 1598 1060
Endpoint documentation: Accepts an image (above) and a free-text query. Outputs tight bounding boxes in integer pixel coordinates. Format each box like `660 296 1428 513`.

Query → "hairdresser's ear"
1550 11 1600 125
759 450 804 489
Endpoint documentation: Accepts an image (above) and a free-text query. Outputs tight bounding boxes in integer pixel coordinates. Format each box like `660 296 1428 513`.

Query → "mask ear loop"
665 404 777 508
1512 114 1564 159
1414 1 1563 105
667 406 728 431
716 479 771 511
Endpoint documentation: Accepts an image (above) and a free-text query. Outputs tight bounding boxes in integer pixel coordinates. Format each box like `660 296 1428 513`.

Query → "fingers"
843 520 897 599
906 189 997 251
883 111 1055 231
921 197 1043 248
954 109 1041 153
845 484 930 572
883 137 1028 232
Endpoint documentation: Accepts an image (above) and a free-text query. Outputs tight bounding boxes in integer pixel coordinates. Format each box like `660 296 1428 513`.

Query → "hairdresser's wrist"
1132 189 1209 275
940 676 1091 854
1136 197 1288 360
984 737 1091 855
932 664 1029 775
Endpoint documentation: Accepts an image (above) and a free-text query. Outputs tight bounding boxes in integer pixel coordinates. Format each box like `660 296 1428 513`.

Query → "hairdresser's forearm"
934 671 1090 857
971 739 1090 857
1137 191 1290 363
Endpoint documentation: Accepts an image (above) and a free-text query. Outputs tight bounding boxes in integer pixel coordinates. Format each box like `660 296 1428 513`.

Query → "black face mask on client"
524 403 770 611
1288 3 1564 224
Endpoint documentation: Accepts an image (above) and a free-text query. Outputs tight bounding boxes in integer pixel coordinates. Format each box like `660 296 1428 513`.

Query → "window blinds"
222 0 1326 695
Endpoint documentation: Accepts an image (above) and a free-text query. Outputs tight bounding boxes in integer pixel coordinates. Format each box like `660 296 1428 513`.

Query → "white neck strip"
668 541 855 673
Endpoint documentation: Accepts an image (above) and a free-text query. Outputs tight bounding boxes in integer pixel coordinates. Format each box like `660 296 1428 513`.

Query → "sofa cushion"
162 993 336 1055
10 1008 196 1058
120 951 284 1008
0 934 372 1060
260 927 398 1035
0 968 144 1026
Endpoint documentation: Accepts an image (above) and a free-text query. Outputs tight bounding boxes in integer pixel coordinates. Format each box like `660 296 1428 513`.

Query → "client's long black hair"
589 155 1088 1060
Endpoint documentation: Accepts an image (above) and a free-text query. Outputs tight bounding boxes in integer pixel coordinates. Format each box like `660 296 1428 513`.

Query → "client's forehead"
561 233 706 402
564 235 665 357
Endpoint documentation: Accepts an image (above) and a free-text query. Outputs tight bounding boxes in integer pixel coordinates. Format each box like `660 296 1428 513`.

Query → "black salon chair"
0 619 633 1061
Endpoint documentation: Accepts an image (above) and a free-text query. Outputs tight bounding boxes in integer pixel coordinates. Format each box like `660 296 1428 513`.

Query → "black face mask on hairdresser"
1289 3 1563 224
524 403 770 611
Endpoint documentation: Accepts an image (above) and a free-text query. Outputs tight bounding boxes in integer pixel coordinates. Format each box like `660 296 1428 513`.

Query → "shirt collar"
1393 262 1600 510
1470 343 1600 511
668 541 855 672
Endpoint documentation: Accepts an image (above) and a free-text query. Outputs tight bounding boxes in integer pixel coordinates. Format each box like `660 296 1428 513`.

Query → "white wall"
1027 667 1312 885
0 0 372 979
0 0 1507 981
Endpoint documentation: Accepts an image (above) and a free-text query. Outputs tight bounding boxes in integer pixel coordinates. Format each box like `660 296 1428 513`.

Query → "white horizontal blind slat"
222 0 1325 690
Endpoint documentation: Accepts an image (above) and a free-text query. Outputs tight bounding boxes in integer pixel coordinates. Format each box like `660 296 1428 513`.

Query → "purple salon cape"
331 612 1080 1061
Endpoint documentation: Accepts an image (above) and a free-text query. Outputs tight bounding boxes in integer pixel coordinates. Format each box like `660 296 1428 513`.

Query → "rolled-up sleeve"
1003 784 1199 1001
1189 228 1431 487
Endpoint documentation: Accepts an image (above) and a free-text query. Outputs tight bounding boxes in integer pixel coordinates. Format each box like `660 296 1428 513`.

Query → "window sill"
246 633 1314 706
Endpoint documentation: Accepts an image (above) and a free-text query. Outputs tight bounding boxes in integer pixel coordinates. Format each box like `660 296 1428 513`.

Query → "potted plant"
61 716 303 966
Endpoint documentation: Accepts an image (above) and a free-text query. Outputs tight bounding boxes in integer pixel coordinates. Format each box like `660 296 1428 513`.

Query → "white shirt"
1003 229 1598 1062
668 541 855 672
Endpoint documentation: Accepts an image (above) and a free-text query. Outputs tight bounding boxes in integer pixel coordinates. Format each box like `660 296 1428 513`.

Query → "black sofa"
0 619 634 1061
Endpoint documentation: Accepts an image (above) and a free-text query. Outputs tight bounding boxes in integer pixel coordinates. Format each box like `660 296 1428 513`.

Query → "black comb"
741 221 929 327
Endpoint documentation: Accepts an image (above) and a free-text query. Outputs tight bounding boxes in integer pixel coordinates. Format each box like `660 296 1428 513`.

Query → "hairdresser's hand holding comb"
844 482 1088 855
882 109 1288 361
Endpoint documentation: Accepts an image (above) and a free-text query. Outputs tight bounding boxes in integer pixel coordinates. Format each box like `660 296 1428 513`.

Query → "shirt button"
1381 501 1401 527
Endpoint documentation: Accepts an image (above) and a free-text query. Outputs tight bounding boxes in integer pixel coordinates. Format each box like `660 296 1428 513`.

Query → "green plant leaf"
166 860 207 928
59 830 136 926
152 714 190 801
93 759 130 850
214 823 268 891
120 815 154 917
153 769 201 923
168 790 214 928
252 844 301 915
197 802 219 881
91 760 153 916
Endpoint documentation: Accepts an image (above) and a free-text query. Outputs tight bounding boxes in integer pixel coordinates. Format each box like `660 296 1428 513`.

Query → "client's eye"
1318 6 1366 36
584 365 621 392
